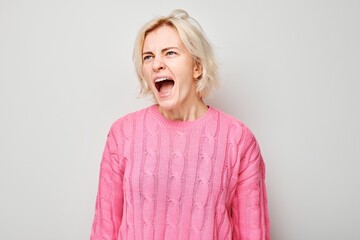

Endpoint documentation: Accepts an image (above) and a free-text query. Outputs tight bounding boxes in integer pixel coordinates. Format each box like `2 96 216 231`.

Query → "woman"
91 9 270 240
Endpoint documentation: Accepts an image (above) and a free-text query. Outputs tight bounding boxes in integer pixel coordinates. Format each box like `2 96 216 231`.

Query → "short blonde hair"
133 9 219 99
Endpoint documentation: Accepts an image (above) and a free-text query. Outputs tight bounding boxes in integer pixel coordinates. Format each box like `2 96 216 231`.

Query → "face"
142 25 202 112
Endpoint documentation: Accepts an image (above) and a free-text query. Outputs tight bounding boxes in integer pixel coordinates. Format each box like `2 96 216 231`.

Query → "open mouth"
155 78 175 95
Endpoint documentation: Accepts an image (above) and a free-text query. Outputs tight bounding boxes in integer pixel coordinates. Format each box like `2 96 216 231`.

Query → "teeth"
155 77 169 82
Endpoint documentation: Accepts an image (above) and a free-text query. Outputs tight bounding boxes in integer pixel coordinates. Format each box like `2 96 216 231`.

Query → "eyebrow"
142 47 180 55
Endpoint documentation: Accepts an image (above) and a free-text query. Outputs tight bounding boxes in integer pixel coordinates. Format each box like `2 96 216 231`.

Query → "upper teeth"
155 78 169 82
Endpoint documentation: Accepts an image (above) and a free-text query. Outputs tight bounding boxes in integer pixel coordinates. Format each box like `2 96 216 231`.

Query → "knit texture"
90 105 270 240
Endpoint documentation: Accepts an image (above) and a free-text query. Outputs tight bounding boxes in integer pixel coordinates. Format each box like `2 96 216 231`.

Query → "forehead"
143 25 184 51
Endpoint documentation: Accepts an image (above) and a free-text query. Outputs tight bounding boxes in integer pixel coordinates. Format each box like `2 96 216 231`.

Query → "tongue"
159 81 174 95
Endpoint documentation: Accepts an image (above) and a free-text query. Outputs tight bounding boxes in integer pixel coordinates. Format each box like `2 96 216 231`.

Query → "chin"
157 101 176 111
155 97 178 111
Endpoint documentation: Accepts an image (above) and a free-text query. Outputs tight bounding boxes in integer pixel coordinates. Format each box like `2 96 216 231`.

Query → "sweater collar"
148 104 217 128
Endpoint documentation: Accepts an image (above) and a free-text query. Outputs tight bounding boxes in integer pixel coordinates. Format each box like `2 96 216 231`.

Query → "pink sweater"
91 105 270 240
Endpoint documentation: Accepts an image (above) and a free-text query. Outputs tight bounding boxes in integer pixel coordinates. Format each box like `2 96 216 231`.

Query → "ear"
193 61 203 79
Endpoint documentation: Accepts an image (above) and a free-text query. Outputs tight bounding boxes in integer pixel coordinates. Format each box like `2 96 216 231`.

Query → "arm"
231 133 270 240
90 126 124 240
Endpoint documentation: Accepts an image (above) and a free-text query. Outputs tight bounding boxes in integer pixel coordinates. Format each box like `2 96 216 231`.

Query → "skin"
142 25 208 121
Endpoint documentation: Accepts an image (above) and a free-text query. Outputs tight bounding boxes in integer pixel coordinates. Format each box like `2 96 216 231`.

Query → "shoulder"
106 106 153 139
211 106 256 144
110 106 151 128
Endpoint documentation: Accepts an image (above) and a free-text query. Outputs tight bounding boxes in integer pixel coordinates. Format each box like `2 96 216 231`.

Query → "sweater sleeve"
90 125 124 240
231 131 270 240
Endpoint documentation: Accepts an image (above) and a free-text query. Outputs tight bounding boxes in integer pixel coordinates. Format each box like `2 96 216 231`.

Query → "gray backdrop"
1 0 359 239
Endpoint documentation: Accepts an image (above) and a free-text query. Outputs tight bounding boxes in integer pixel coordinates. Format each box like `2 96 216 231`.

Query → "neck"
158 99 208 121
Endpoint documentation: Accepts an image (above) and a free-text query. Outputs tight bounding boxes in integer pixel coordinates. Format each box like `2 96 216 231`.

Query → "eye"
166 51 177 56
143 55 152 61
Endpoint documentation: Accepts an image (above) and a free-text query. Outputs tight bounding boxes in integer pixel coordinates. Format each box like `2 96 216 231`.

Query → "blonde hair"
133 9 219 99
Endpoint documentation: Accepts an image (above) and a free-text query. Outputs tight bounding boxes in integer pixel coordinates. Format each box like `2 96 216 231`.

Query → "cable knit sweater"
90 105 270 240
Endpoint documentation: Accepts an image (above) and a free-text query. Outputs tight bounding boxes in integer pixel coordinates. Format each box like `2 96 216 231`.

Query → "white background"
1 1 359 239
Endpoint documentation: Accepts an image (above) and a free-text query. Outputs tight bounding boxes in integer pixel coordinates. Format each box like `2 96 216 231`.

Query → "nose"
152 56 165 72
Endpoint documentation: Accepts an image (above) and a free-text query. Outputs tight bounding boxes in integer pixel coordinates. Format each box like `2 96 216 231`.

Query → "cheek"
142 68 154 90
142 66 151 80
178 63 196 80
